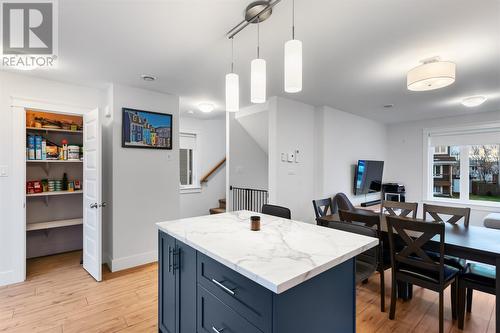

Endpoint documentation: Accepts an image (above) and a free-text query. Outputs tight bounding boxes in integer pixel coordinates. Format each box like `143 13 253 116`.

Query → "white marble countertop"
156 210 378 294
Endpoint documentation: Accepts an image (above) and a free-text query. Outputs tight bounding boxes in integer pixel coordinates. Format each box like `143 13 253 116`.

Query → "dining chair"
261 204 291 219
423 203 471 227
458 220 498 329
312 198 333 219
386 216 459 333
381 200 418 218
423 203 471 271
339 209 388 312
458 262 496 329
327 220 379 284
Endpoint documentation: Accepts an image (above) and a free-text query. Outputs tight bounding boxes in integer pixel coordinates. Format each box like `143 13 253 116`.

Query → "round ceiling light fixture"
461 95 487 107
198 103 215 113
141 74 157 82
407 57 456 92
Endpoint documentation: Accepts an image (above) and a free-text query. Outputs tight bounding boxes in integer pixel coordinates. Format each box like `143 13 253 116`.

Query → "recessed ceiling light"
461 96 487 107
407 57 456 91
141 74 157 82
383 104 394 109
198 103 215 113
187 110 194 114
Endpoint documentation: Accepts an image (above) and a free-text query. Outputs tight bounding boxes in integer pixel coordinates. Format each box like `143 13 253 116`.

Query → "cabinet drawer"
197 253 272 333
198 285 263 333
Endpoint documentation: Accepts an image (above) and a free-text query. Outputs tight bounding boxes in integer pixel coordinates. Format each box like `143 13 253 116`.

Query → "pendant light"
251 18 266 103
284 0 302 93
225 38 239 112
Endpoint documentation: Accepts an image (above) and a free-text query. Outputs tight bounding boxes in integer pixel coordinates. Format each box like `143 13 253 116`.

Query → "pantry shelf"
26 218 83 232
26 160 82 163
26 127 83 134
27 190 83 197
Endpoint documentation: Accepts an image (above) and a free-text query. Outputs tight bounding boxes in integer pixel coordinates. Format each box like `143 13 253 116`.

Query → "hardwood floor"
0 251 495 332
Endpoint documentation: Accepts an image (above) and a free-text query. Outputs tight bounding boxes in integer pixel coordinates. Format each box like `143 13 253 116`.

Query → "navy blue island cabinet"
158 231 356 333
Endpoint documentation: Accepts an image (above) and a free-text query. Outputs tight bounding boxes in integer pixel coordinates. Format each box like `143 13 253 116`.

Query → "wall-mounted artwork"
122 108 172 149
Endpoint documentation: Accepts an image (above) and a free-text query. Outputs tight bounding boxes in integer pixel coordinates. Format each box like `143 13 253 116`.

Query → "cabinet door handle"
212 326 225 333
211 279 235 295
168 246 173 273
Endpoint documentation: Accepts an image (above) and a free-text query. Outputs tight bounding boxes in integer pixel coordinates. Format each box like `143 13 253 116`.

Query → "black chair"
458 262 496 329
327 220 378 284
423 204 471 271
312 198 333 219
261 204 291 219
386 216 459 333
339 209 388 312
332 193 356 213
381 200 418 218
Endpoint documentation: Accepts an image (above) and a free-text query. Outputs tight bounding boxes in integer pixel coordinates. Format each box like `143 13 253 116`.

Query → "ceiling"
10 0 500 123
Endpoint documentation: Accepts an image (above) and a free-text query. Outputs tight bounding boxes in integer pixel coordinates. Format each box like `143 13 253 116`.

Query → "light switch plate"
288 152 295 162
281 153 287 162
0 165 8 177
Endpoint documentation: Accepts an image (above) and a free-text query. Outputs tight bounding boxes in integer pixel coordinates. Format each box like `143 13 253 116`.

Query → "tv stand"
360 199 381 207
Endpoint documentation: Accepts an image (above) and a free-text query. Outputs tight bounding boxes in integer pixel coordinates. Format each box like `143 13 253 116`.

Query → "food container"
68 181 74 192
68 145 80 160
33 181 43 193
250 216 261 231
74 180 81 190
70 124 78 131
26 181 35 194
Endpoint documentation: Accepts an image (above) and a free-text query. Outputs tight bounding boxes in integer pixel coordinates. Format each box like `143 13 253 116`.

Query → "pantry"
11 99 103 283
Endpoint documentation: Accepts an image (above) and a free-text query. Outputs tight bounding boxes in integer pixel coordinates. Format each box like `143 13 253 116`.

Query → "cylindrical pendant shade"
407 61 456 91
284 39 302 93
251 58 266 103
225 73 239 112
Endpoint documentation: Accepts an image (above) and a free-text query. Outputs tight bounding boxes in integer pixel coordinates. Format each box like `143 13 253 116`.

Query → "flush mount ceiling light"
407 57 456 91
461 95 487 107
141 74 157 82
198 103 215 113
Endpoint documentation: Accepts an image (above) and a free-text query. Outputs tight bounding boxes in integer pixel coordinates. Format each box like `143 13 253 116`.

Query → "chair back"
423 203 471 227
381 200 418 218
327 220 378 282
386 216 445 283
333 193 355 213
312 198 333 219
339 209 381 231
261 204 291 219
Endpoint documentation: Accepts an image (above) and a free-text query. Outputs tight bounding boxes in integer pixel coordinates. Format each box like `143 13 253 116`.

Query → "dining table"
317 211 500 333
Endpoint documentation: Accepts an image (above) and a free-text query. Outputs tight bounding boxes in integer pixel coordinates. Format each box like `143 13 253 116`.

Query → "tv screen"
353 160 384 195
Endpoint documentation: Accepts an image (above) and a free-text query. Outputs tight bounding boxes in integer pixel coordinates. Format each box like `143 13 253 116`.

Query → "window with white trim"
425 124 500 205
179 132 199 190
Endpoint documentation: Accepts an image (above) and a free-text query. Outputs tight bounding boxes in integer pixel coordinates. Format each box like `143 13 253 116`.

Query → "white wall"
0 71 101 286
107 84 180 271
268 97 316 222
385 110 500 226
228 112 268 190
315 106 388 206
179 116 226 218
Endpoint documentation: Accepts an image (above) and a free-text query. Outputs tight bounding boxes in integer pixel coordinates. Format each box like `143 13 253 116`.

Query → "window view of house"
432 145 460 199
179 132 197 187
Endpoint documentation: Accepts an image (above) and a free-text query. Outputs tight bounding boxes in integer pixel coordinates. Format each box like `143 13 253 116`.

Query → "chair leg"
466 288 473 313
379 268 385 312
362 278 369 284
458 279 466 330
451 281 457 320
408 283 413 299
439 291 444 333
389 276 397 320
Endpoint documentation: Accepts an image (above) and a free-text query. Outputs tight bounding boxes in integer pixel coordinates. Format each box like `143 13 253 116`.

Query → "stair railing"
201 157 226 183
230 186 268 212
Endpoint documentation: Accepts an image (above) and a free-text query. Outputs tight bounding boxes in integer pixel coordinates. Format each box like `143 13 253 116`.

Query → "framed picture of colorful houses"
122 108 172 149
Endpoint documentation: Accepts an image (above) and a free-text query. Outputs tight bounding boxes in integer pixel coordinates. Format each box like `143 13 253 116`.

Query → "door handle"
90 203 98 209
212 326 225 333
99 202 107 208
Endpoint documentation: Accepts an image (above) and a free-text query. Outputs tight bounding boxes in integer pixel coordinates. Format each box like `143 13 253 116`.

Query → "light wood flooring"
0 251 495 332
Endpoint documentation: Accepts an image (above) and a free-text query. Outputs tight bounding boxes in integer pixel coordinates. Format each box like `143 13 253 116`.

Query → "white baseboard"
0 270 24 287
110 250 158 272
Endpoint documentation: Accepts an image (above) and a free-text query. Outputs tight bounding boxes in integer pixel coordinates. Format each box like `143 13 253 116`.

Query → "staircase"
209 199 226 215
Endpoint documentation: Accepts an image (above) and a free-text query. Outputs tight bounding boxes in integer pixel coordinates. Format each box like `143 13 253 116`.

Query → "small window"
434 146 448 154
179 132 199 191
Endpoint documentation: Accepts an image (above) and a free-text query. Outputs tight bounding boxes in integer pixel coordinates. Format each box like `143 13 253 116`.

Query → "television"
353 160 384 195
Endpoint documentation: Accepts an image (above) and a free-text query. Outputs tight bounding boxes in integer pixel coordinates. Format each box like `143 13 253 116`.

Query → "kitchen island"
156 210 378 333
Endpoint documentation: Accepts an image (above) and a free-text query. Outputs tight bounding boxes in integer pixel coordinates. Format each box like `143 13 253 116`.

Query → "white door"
83 108 102 281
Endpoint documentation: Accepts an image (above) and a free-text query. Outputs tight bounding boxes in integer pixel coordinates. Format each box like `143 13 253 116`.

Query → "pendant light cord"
257 17 260 58
230 37 234 73
292 0 295 40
